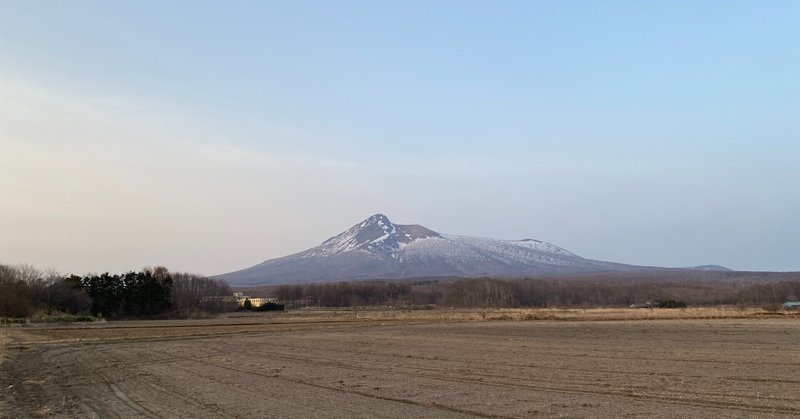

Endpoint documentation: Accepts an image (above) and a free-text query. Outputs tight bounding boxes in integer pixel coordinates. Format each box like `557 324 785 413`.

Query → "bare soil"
2 309 799 418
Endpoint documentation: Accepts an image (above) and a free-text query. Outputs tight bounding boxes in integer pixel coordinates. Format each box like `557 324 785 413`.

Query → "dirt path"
2 316 799 418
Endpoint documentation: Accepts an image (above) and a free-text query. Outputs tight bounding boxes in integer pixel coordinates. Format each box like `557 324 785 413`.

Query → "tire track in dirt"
259 337 798 393
32 345 233 418
77 348 241 419
57 340 482 418
224 337 800 409
6 318 800 418
20 335 800 419
155 345 510 419
210 333 799 416
248 349 800 416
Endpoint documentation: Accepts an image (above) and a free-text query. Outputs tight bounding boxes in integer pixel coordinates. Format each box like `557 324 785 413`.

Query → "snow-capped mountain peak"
219 213 641 286
218 214 729 286
316 214 441 255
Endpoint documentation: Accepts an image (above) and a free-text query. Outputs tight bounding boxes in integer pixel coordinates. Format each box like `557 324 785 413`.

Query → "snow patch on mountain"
311 214 441 257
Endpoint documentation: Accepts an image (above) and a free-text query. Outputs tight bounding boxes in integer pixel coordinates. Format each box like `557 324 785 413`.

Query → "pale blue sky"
1 1 798 274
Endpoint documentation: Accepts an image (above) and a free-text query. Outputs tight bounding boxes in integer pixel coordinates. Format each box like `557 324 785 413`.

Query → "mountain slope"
217 214 652 286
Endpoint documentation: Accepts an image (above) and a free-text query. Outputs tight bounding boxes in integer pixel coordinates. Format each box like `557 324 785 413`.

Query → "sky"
1 1 798 275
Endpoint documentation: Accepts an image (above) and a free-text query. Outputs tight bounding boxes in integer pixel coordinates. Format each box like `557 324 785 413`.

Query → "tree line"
0 264 236 319
0 264 90 318
5 263 800 319
260 273 800 309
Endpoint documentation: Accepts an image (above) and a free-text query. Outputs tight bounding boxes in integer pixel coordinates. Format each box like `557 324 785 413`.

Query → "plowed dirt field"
2 311 799 418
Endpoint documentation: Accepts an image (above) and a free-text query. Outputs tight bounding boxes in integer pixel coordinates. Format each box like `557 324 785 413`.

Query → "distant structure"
233 292 277 308
630 300 687 309
784 301 800 310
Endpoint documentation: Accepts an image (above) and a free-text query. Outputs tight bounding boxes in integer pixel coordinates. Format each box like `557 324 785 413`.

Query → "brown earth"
1 309 799 418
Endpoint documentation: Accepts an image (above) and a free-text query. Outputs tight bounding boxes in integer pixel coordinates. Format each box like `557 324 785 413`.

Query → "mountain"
218 213 684 286
682 265 732 272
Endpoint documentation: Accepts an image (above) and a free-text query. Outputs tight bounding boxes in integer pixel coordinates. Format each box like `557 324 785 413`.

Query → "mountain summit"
315 214 441 256
218 214 651 286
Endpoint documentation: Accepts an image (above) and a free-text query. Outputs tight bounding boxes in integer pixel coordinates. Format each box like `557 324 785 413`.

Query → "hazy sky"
1 1 798 275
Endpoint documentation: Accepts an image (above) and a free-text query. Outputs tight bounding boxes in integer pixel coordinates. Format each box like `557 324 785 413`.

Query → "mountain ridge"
217 214 726 286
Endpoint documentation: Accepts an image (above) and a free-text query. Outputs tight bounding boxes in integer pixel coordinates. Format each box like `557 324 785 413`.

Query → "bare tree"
0 265 31 318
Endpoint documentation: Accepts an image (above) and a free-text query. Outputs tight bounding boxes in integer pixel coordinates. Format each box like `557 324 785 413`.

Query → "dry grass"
242 306 795 323
5 307 795 349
